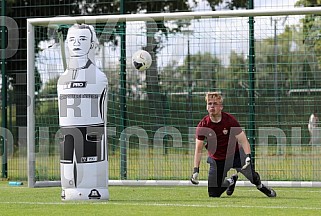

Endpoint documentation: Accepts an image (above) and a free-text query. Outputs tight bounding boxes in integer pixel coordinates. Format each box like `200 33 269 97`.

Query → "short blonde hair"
205 92 223 104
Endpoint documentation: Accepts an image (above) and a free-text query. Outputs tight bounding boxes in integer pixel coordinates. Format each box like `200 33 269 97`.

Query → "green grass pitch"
1 181 321 216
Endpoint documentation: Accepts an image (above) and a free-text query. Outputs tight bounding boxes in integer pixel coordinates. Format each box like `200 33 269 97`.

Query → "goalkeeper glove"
241 154 251 170
190 167 199 185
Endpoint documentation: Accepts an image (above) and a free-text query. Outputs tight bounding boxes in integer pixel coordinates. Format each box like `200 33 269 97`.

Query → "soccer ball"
132 50 152 71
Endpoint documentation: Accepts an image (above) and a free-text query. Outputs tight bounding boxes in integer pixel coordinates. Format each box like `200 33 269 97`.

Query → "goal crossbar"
27 7 321 26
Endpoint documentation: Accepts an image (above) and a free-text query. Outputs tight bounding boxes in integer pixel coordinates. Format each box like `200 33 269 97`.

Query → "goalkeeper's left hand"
190 167 199 185
241 154 251 170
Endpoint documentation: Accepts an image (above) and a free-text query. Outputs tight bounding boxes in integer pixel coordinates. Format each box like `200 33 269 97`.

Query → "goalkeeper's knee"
208 187 225 197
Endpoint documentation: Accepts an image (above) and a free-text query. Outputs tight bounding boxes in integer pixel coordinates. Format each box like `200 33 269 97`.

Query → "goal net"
27 7 321 187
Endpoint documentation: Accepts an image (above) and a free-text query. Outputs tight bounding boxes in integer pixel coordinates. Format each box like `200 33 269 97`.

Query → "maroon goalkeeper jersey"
195 112 243 160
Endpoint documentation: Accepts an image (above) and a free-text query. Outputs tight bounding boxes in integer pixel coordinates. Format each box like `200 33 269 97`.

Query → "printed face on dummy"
67 28 93 57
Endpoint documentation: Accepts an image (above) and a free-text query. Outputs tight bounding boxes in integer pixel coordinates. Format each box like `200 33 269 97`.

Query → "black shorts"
207 150 243 188
207 149 258 197
59 125 106 164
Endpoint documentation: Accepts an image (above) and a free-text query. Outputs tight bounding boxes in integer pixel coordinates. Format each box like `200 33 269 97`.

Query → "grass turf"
1 181 321 215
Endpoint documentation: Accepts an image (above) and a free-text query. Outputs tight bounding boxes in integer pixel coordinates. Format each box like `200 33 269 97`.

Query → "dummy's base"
61 188 109 201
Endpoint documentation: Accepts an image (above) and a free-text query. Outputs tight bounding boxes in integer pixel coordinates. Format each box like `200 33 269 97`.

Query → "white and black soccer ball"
132 50 152 71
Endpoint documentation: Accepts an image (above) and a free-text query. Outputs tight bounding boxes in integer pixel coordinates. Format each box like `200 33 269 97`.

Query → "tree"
255 25 296 95
160 52 222 93
294 0 321 87
38 76 59 97
218 50 248 96
188 52 222 92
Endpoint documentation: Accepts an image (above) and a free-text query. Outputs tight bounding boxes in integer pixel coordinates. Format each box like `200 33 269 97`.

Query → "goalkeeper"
190 92 276 198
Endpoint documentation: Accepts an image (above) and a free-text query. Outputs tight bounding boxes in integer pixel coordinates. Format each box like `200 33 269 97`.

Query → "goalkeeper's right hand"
190 167 199 185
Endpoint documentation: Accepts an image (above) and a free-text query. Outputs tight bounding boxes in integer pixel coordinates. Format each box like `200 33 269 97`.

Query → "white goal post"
27 7 321 188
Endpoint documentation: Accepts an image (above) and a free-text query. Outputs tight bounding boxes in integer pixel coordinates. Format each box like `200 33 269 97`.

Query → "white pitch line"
3 187 320 193
247 189 321 193
0 201 321 211
105 202 321 211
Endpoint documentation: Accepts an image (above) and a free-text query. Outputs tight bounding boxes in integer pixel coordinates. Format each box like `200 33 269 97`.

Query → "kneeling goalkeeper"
190 92 276 198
